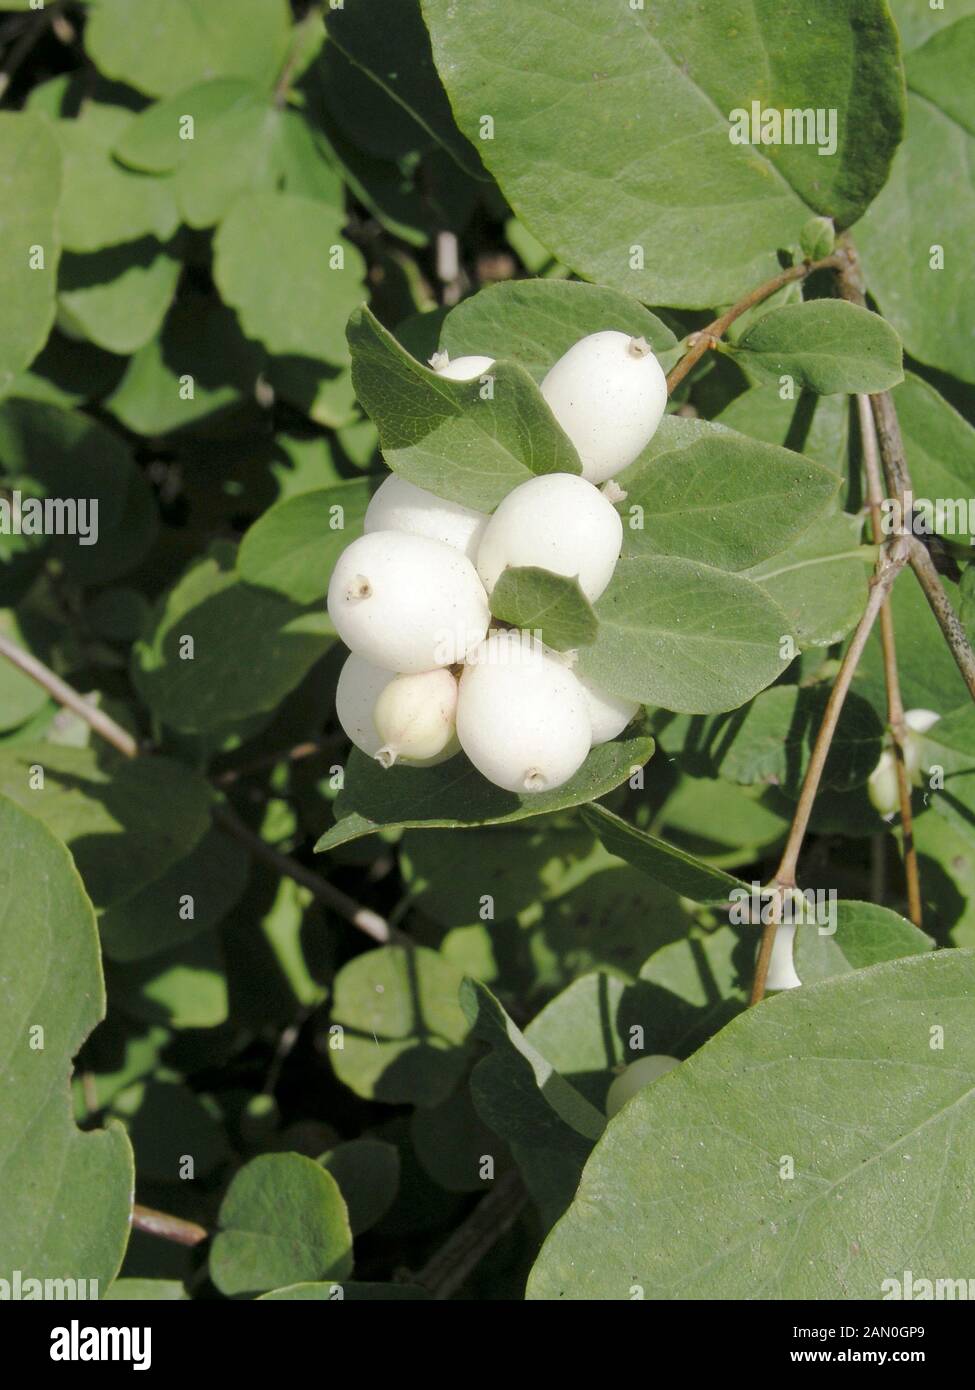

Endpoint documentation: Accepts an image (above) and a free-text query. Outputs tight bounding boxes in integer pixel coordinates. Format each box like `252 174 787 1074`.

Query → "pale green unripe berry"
540 330 668 484
327 530 490 673
429 350 495 381
606 1055 679 1117
372 669 459 768
364 474 488 561
456 632 591 793
476 472 623 602
765 921 801 992
576 672 641 745
867 708 941 815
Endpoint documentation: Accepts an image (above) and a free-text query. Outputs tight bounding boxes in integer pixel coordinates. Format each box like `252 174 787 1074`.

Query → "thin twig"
213 739 336 786
857 394 921 926
0 632 140 758
214 804 395 944
0 0 61 102
835 239 975 703
131 1204 208 1248
410 1170 528 1299
665 252 845 394
0 632 394 944
750 539 910 1005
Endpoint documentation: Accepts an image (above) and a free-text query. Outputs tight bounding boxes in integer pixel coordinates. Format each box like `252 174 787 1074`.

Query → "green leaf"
636 926 751 1056
132 543 333 734
581 803 745 904
54 104 179 253
410 1085 510 1193
490 567 597 651
731 301 904 394
0 113 61 396
108 932 229 1030
58 239 183 356
462 978 606 1142
0 397 158 584
316 727 654 852
112 1077 229 1181
892 373 975 544
744 511 871 648
794 901 934 984
85 0 293 100
528 950 975 1299
440 279 676 382
259 1281 428 1300
237 480 371 605
858 24 975 383
715 385 850 481
0 611 49 732
324 0 478 172
328 944 471 1106
210 1152 354 1297
707 685 885 796
213 192 366 361
0 794 133 1285
103 299 264 437
347 304 581 512
422 0 904 305
0 745 213 911
575 555 793 714
104 1279 188 1300
617 416 840 571
320 1140 401 1235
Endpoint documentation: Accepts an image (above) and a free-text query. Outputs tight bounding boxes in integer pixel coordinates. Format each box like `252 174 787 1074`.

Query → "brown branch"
750 538 911 1005
835 238 975 704
857 394 921 927
409 1169 528 1299
0 632 394 944
131 1203 208 1248
0 632 140 758
665 252 845 394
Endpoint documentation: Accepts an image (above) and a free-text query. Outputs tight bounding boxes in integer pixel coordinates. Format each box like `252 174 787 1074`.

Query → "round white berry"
541 330 667 484
765 921 802 992
456 632 591 793
373 668 459 767
430 350 495 381
364 474 488 561
576 673 641 745
868 749 900 817
335 653 396 758
605 1055 679 1117
327 530 490 673
475 473 622 602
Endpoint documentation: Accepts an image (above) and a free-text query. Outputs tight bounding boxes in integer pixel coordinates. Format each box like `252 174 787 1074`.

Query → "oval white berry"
765 921 802 992
868 749 900 817
373 669 459 768
475 472 623 602
327 530 490 673
456 632 591 793
576 673 641 745
540 330 668 484
430 350 495 381
605 1055 679 1117
364 474 488 561
335 653 397 758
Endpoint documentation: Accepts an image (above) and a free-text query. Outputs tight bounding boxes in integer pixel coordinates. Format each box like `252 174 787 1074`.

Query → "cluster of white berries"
327 331 668 793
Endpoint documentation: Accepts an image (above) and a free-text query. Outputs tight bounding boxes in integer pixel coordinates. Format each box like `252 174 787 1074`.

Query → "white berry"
335 653 396 758
765 922 802 991
327 531 490 673
364 474 488 561
576 673 641 745
868 749 900 817
605 1055 679 1117
430 350 495 381
373 669 459 768
540 330 668 484
475 472 622 602
456 632 591 793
